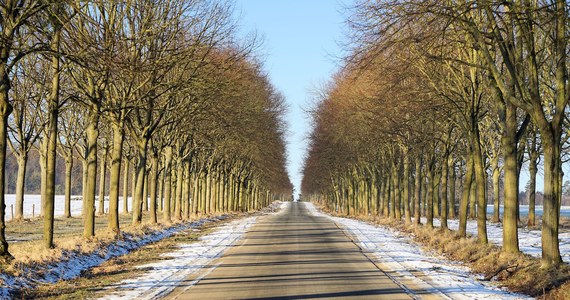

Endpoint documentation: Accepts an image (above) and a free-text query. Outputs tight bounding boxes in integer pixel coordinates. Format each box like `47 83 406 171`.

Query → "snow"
99 201 289 299
0 216 223 299
421 217 570 264
4 194 132 221
305 203 532 300
487 205 570 218
99 216 259 299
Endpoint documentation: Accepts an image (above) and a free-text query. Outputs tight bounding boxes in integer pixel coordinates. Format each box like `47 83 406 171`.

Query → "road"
165 202 412 299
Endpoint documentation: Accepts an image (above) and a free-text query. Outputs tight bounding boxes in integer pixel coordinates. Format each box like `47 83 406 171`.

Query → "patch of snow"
275 201 289 214
305 203 531 300
99 216 259 300
99 201 288 299
0 217 222 298
0 274 15 299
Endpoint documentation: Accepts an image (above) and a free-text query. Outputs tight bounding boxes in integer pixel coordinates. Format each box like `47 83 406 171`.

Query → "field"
4 194 131 221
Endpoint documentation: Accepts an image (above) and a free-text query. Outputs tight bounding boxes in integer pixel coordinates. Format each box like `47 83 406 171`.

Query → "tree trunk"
98 145 108 216
491 157 501 223
82 158 88 210
44 112 57 247
386 174 393 218
449 157 456 219
44 30 61 249
192 172 199 214
237 178 243 212
205 172 212 214
471 128 488 243
131 162 136 214
469 177 476 219
541 139 562 267
434 175 440 218
516 141 525 223
181 163 189 217
39 138 47 217
14 153 28 221
538 0 566 267
122 156 129 214
158 165 164 212
377 174 383 216
108 124 124 232
185 161 192 219
171 171 176 215
142 169 148 212
149 152 158 224
162 146 173 223
64 156 72 218
528 158 537 228
403 155 411 225
527 130 538 227
440 154 449 230
426 160 434 228
413 156 421 225
84 112 99 238
422 174 428 217
458 152 474 238
501 102 519 253
132 138 148 224
393 163 401 220
0 81 13 259
175 158 183 220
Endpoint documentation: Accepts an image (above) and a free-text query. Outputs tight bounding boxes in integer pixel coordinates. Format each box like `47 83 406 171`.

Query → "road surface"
165 202 412 299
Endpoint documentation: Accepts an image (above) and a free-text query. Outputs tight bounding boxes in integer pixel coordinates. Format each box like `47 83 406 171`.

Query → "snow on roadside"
99 216 258 300
305 203 531 300
422 217 570 264
99 201 288 299
0 217 223 299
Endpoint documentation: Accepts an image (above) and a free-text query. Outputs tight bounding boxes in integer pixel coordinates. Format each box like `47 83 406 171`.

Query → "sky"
234 0 352 196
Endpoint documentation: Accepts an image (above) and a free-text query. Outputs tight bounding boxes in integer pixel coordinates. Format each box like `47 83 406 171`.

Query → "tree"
7 54 47 221
0 0 52 261
459 0 567 267
42 2 70 249
66 1 112 238
58 103 84 218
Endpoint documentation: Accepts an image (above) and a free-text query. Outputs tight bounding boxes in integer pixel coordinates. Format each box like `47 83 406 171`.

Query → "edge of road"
332 220 450 300
163 205 285 300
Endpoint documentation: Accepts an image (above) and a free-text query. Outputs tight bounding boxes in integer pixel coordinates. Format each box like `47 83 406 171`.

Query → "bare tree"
7 54 47 221
0 0 51 261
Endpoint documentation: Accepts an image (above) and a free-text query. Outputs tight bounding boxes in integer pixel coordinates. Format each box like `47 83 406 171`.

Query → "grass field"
6 213 143 244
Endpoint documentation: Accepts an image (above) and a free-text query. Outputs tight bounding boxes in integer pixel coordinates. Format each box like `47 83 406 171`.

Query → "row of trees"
0 0 292 261
302 0 569 268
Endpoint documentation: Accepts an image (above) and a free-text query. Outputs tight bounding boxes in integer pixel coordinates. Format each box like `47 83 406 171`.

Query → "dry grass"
400 224 570 299
0 211 231 275
319 205 570 299
16 220 224 299
5 213 136 244
559 217 570 229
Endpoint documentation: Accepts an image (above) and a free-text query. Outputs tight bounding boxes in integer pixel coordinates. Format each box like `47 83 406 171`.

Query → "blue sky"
235 0 352 195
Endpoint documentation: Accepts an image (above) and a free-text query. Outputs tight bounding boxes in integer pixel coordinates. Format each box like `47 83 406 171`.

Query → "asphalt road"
165 202 412 299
